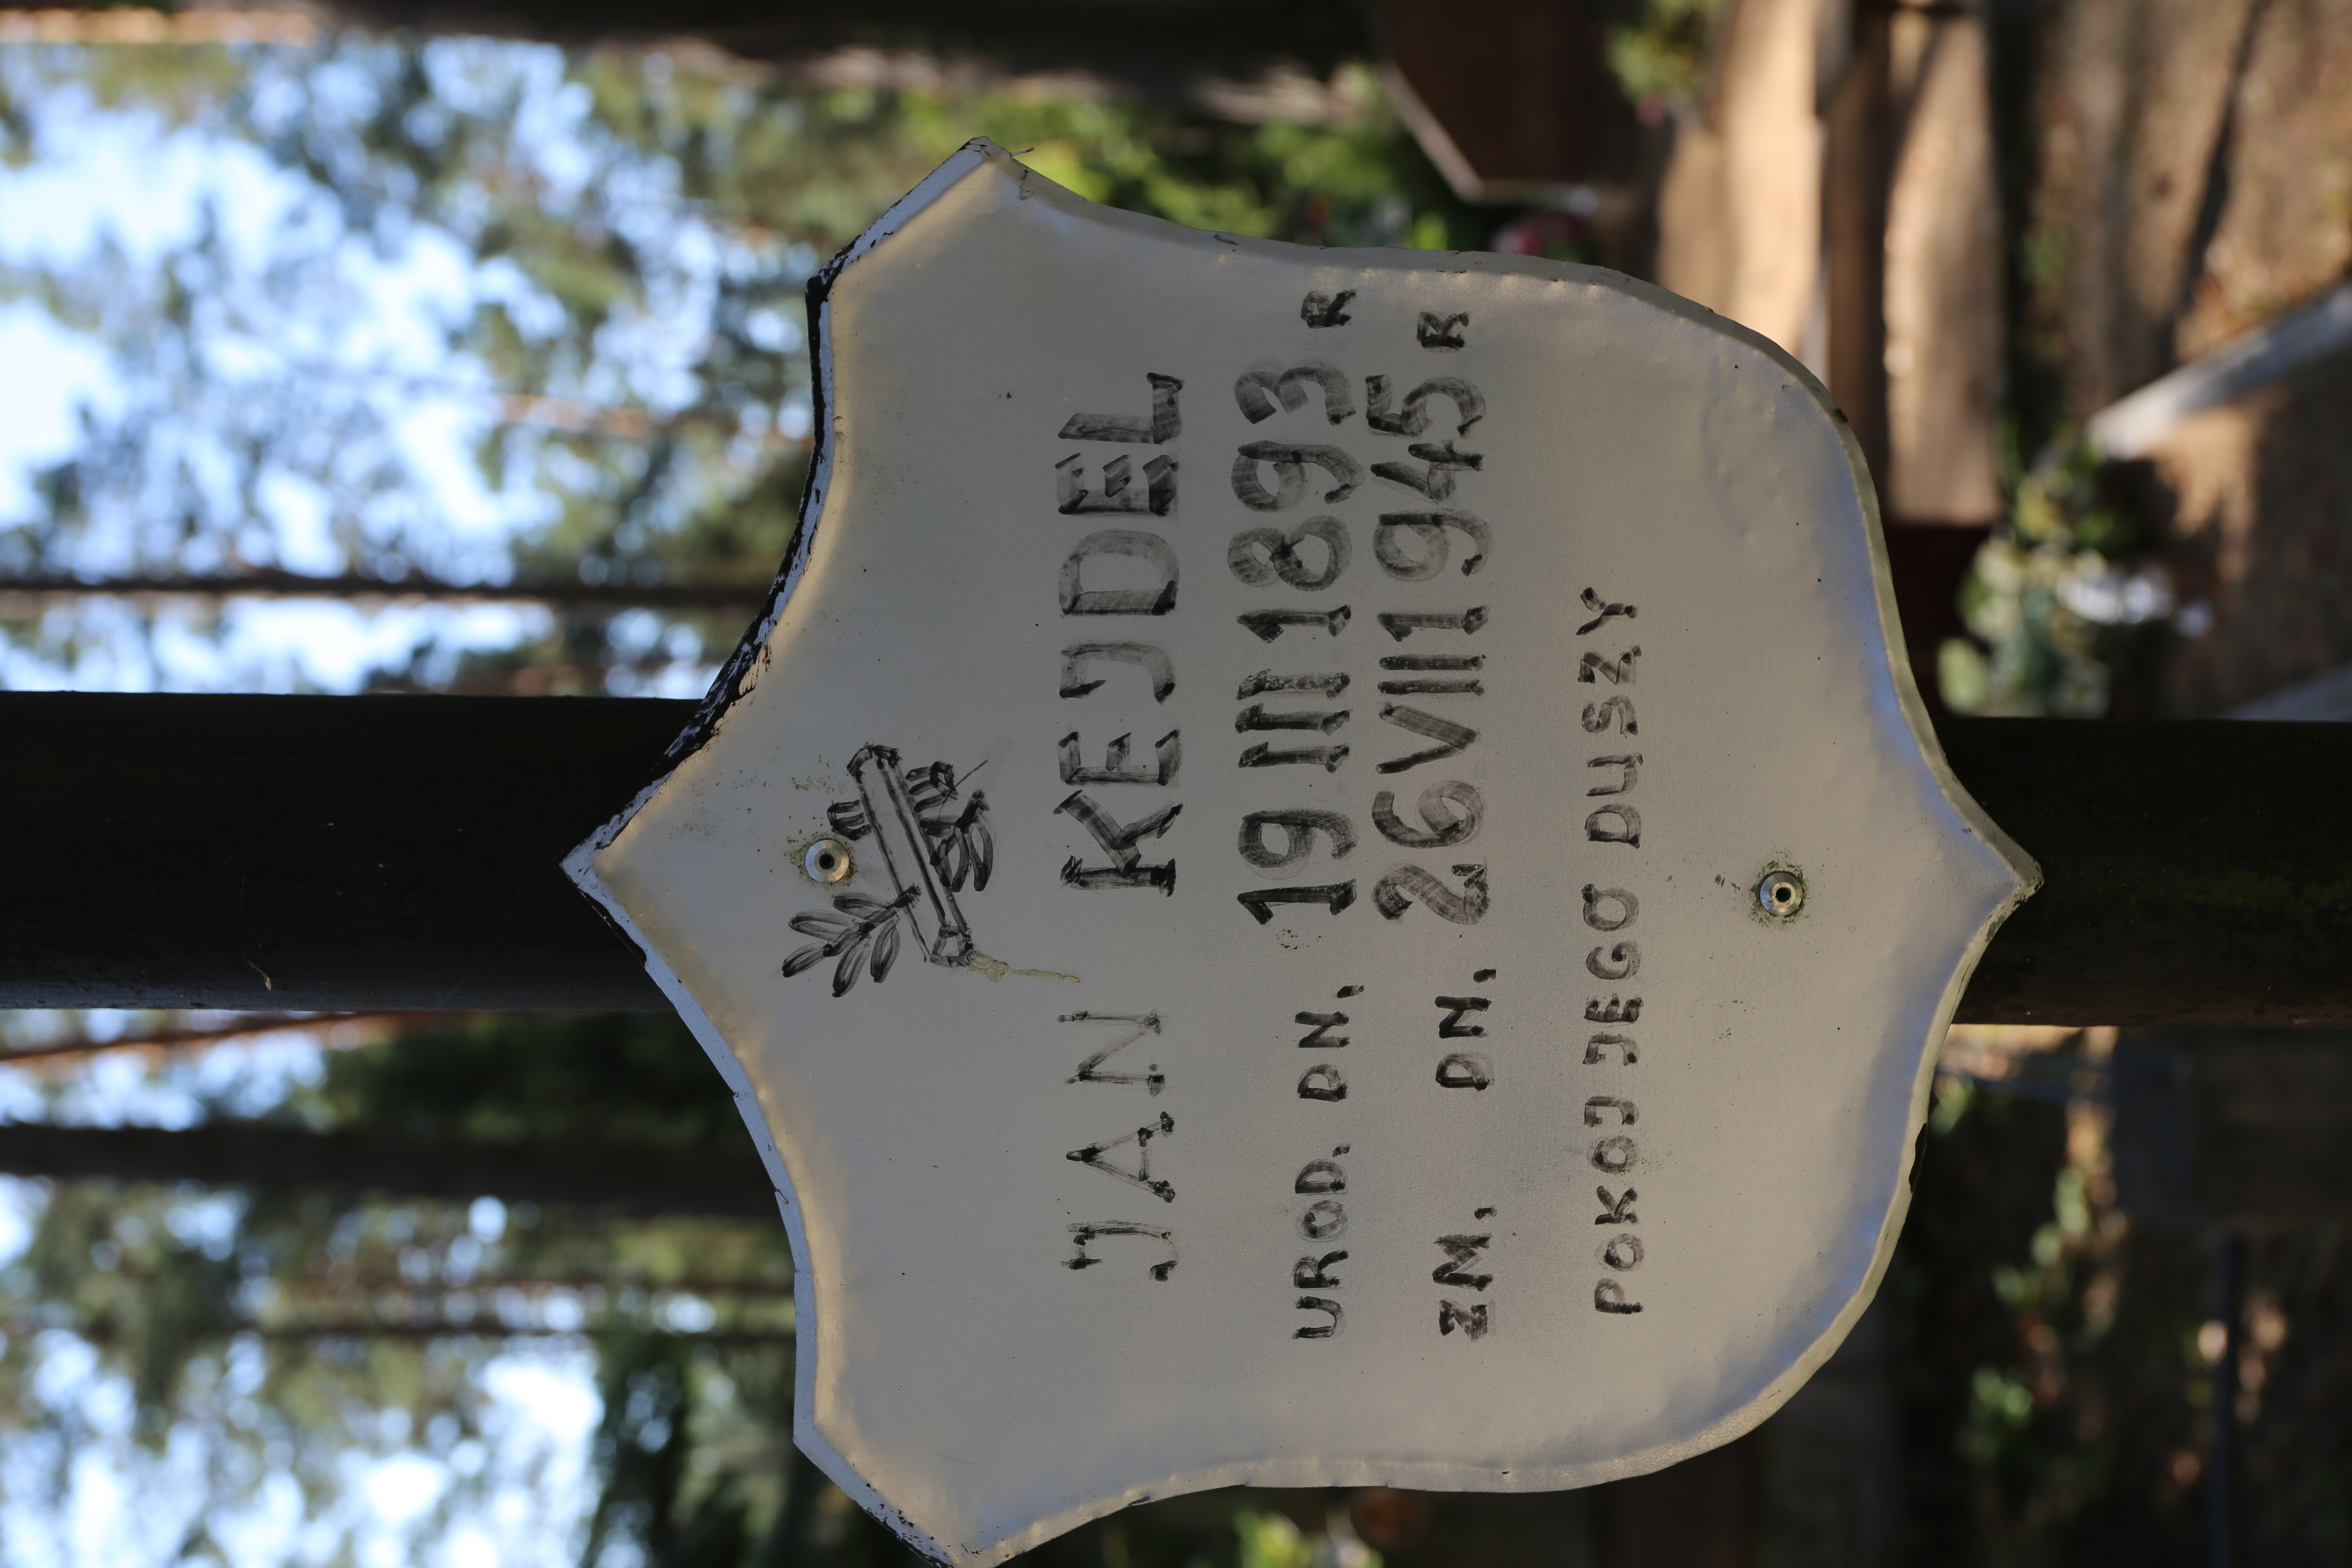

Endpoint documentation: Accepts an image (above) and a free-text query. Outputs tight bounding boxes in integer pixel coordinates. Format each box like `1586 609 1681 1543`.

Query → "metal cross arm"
1 690 2346 1027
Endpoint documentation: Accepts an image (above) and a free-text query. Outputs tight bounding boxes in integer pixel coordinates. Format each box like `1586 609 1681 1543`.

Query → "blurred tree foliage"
0 1009 1379 1563
0 37 1477 694
0 1013 800 1562
0 30 1472 1563
1891 1058 2352 1568
1603 0 1723 113
1938 436 2170 717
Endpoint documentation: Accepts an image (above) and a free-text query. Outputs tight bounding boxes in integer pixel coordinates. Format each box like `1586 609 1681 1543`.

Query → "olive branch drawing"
782 887 921 996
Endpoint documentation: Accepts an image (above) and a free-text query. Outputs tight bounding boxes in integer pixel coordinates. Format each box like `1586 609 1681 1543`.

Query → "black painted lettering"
1376 703 1477 773
1294 1296 1344 1338
1060 642 1175 704
1232 442 1363 511
1237 883 1358 924
1056 452 1176 516
1591 1135 1637 1173
1587 755 1641 797
1239 741 1349 771
1238 606 1351 641
1581 696 1637 735
1586 942 1640 980
1586 805 1642 847
1575 588 1637 635
1584 1096 1637 1127
1417 311 1469 350
1372 780 1483 848
1061 1009 1164 1094
1581 884 1639 931
1377 606 1488 640
1365 375 1485 437
1060 529 1177 616
1239 811 1356 869
1372 441 1483 502
1435 1052 1494 1089
1235 362 1354 425
1432 1234 1493 1290
1059 730 1180 786
1301 290 1354 328
1065 1111 1176 1201
1297 1063 1349 1102
1058 372 1183 443
1373 510 1490 579
1594 1185 1638 1225
1228 515 1351 590
1433 995 1490 1038
1584 1032 1638 1065
1056 792 1180 893
1594 1280 1642 1314
1238 669 1349 698
1298 1200 1348 1240
1603 1235 1645 1272
1293 1252 1349 1289
1379 677 1482 695
1374 862 1489 924
1438 1300 1491 1338
1378 654 1483 696
1065 1222 1177 1281
1295 1013 1351 1050
1294 1155 1348 1194
1578 647 1641 685
1586 996 1643 1025
1234 705 1349 735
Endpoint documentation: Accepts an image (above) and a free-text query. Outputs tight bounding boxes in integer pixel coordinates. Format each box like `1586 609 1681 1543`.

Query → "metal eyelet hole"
803 838 853 885
1757 869 1804 919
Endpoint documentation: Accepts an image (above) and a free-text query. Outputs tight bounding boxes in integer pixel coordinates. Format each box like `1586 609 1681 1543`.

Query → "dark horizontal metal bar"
0 692 683 1013
1936 717 2352 1027
0 694 2345 1025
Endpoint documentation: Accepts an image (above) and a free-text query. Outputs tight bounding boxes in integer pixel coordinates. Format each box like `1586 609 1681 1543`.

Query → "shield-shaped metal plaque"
567 140 2036 1564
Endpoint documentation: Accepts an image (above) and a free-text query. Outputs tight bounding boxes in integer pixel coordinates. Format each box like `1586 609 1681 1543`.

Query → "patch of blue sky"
254 470 341 575
386 396 546 564
474 254 575 344
0 1025 328 1133
0 590 548 693
497 51 600 203
332 220 484 379
199 601 551 692
0 47 733 1544
0 1325 599 1568
0 304 121 518
0 56 642 689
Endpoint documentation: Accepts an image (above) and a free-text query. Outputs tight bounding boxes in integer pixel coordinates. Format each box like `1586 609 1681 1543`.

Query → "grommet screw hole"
1756 869 1805 920
804 838 854 884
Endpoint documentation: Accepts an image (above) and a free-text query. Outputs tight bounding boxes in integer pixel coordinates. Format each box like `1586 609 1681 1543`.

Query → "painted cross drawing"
565 140 2036 1566
783 745 994 995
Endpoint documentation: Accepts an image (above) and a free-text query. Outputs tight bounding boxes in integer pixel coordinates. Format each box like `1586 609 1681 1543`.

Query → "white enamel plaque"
568 140 2036 1564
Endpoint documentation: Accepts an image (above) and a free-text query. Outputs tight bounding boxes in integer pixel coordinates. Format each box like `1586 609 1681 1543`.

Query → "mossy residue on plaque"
966 952 1079 984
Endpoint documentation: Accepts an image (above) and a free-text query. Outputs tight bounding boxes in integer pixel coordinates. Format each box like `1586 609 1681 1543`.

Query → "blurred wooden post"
2114 1033 2352 1225
1864 0 2008 710
1824 0 1891 488
1654 0 1831 362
